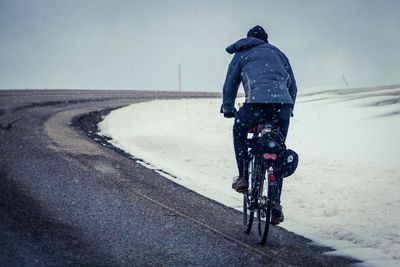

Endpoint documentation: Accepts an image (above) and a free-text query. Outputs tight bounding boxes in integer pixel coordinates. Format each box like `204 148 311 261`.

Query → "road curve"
0 90 358 266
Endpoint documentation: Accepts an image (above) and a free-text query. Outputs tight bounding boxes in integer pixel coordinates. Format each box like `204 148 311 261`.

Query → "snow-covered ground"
99 86 400 267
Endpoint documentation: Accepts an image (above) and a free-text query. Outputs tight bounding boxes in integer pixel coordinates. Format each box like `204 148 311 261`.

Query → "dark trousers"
233 103 292 178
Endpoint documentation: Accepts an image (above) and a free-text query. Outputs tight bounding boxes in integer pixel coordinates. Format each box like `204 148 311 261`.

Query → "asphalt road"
0 90 358 266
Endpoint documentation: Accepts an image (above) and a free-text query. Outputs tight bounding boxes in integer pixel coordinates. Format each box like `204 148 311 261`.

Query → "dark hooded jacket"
222 37 297 112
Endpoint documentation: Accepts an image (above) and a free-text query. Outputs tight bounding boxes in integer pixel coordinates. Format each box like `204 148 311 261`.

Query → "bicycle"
242 120 287 245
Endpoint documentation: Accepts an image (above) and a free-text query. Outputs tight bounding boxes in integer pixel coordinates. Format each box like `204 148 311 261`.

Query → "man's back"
222 36 297 113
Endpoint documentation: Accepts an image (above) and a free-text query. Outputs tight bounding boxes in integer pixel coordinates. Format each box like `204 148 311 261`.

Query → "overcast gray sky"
1 0 399 90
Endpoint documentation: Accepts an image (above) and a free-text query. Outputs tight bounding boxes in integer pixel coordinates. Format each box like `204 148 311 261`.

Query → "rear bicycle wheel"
256 165 272 245
257 198 272 244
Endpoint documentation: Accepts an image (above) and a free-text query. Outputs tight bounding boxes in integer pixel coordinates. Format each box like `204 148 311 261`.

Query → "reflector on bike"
263 153 277 160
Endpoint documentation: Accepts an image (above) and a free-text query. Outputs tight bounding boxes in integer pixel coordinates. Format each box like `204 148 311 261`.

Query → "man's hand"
224 110 236 118
220 104 237 118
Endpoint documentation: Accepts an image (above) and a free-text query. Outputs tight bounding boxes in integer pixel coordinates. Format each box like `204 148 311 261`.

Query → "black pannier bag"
248 126 299 178
278 149 299 178
254 128 286 154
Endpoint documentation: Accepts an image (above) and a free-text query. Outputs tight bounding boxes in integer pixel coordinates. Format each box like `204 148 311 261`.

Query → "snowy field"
99 86 400 266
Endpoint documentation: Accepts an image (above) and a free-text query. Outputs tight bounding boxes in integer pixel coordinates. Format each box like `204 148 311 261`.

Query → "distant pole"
178 64 182 92
342 74 349 87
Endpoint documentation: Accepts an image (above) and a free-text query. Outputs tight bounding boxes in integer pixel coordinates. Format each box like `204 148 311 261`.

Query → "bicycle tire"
256 161 272 245
257 197 272 245
243 156 255 233
243 191 254 233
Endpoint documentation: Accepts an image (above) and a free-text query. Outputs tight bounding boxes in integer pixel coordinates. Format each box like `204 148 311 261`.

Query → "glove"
220 104 237 118
224 110 236 118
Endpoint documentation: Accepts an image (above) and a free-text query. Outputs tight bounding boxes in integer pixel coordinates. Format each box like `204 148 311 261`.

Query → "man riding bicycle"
221 25 297 224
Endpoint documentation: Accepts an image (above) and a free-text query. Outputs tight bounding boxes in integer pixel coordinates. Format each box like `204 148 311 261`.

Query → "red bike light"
269 174 276 182
263 153 277 160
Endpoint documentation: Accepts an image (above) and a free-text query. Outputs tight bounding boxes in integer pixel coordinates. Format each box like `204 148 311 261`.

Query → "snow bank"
99 87 400 266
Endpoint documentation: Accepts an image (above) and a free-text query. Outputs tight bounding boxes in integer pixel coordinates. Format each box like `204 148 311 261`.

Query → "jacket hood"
225 37 265 54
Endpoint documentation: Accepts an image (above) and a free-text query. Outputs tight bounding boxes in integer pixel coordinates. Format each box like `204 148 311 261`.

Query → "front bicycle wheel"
243 190 254 234
243 155 256 233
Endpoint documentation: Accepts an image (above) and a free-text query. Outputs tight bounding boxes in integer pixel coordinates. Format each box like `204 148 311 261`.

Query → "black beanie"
247 25 269 42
